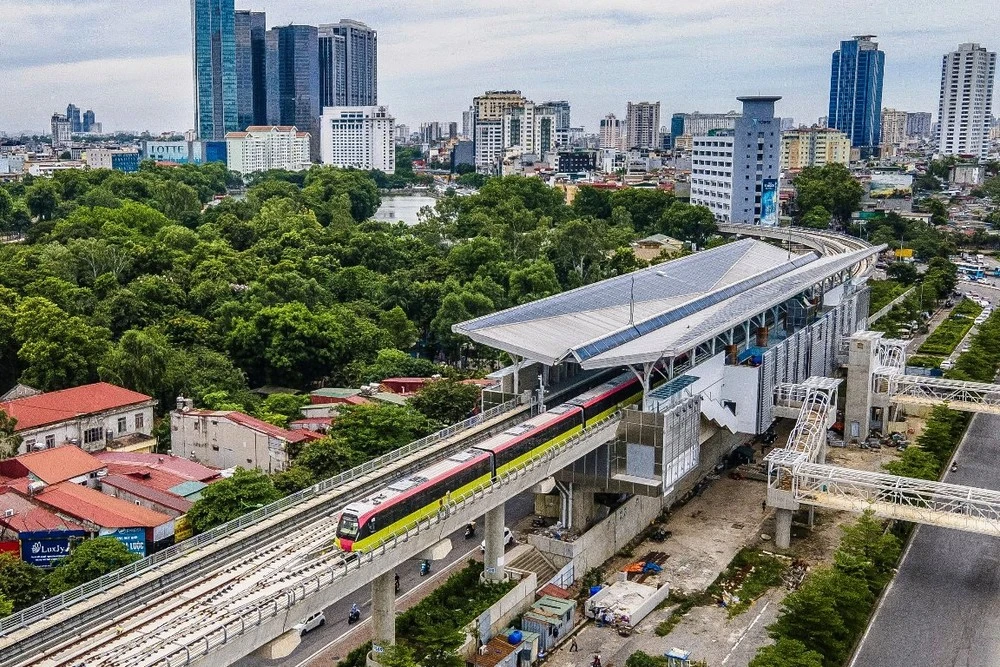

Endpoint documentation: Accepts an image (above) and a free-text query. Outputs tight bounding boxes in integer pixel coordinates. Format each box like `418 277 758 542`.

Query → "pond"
373 195 438 226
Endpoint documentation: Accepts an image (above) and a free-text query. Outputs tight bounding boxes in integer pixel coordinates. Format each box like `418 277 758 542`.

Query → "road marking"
290 546 479 667
721 599 771 665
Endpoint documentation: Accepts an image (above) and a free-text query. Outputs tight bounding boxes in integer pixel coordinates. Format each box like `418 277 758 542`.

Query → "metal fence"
0 397 521 637
152 412 623 667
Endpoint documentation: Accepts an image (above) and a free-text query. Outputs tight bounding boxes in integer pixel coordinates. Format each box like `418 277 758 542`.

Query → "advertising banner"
20 530 87 567
100 527 147 557
869 174 913 198
0 541 19 558
174 515 193 542
760 179 778 227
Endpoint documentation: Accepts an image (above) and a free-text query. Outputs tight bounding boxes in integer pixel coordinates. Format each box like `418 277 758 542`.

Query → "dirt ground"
545 413 919 667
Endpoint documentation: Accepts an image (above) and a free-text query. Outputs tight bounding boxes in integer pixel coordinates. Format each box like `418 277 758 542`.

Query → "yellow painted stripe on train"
349 386 646 552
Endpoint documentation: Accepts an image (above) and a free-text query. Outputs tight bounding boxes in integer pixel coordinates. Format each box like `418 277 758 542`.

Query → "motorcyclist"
951 460 959 472
394 573 400 592
350 603 360 620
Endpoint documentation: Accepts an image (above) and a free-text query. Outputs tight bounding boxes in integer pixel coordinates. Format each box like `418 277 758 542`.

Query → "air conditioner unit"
3 509 14 518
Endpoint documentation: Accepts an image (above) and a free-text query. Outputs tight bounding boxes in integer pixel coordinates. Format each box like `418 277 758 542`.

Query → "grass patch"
868 280 908 313
917 299 982 356
906 354 945 369
654 590 712 636
707 548 788 617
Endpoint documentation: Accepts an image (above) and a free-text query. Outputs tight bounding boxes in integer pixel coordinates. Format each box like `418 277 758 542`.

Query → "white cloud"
0 0 996 133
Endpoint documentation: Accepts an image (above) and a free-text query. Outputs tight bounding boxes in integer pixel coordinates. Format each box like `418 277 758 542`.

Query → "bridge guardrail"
0 397 521 637
153 411 623 667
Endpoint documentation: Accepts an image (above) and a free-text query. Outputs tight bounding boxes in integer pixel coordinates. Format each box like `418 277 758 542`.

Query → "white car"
480 527 515 553
962 346 971 353
293 611 326 635
940 360 955 370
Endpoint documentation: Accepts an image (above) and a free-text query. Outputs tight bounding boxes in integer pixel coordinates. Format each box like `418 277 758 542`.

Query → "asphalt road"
235 491 536 667
851 412 1000 667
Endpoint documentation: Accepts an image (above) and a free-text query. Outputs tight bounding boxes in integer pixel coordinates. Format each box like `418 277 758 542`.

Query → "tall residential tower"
318 20 377 107
937 43 996 158
191 0 238 140
626 101 661 150
828 35 884 156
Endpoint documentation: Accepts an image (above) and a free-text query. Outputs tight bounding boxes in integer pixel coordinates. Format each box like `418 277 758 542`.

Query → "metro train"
334 371 643 552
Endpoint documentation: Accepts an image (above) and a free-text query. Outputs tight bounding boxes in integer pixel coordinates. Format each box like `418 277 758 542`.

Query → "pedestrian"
569 637 578 652
761 499 767 513
593 654 602 667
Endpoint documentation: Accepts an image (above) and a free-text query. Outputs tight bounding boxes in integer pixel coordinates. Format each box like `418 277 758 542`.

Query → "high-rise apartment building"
503 103 556 155
905 112 932 138
937 43 996 158
265 25 320 159
462 107 475 139
320 106 395 173
780 127 851 170
235 10 267 129
82 110 96 133
472 90 527 172
191 0 237 140
599 113 624 150
226 125 311 174
50 113 71 148
319 20 377 107
626 101 660 150
828 35 884 155
541 101 571 130
691 96 782 226
880 108 908 147
66 104 82 133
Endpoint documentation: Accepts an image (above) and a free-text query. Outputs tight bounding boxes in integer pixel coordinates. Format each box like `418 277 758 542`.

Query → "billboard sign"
20 530 87 567
174 515 193 542
100 527 147 557
760 179 778 227
869 174 913 198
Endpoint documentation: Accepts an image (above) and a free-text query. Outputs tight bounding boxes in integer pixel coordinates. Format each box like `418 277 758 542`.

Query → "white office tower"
599 113 624 150
691 96 782 226
226 126 312 175
320 106 395 173
937 43 996 158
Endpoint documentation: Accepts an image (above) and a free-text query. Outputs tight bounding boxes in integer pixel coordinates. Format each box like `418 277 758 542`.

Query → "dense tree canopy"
187 467 284 534
47 538 141 595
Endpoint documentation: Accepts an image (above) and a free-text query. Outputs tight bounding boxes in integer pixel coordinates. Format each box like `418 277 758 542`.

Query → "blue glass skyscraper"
191 0 237 140
828 35 884 155
266 25 320 158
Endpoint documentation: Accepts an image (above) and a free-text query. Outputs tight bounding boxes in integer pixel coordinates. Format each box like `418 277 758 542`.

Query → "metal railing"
0 397 521 637
150 412 623 667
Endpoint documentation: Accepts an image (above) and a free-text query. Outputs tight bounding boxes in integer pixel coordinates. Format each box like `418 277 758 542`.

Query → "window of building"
118 417 127 434
83 427 103 444
45 434 55 448
135 413 144 430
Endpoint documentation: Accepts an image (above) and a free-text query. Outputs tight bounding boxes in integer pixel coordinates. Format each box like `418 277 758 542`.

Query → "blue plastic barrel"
508 630 523 644
589 585 602 596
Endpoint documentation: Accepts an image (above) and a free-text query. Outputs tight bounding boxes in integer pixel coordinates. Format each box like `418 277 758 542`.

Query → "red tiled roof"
0 446 105 485
289 417 333 426
225 411 313 442
34 482 172 529
94 452 220 483
0 491 85 534
100 475 192 513
0 383 153 432
101 466 187 492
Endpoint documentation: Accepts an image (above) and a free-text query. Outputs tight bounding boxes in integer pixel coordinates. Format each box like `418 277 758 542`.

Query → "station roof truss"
455 238 882 370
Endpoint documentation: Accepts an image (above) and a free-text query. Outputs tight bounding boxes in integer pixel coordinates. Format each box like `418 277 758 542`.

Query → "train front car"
335 506 363 552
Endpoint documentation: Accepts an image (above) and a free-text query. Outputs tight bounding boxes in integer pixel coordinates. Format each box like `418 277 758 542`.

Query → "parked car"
940 360 955 370
480 527 515 553
293 611 326 635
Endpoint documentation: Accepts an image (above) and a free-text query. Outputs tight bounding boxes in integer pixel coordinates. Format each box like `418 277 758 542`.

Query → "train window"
337 513 359 539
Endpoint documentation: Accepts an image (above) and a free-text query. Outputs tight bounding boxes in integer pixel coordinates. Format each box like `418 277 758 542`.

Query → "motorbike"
464 522 476 539
419 559 431 576
348 605 361 624
951 462 959 472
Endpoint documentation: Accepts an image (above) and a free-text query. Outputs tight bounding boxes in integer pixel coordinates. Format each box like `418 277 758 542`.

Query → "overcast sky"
0 0 996 134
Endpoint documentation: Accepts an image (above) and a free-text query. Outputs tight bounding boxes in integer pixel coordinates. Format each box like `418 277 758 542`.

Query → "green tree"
47 538 141 595
295 438 365 480
625 651 669 667
271 465 316 495
0 553 48 611
14 297 111 391
186 468 283 534
254 393 309 428
303 167 381 223
885 262 918 285
0 408 21 459
799 206 831 230
767 567 873 666
749 639 824 667
379 644 420 667
98 328 173 399
409 379 481 426
25 179 61 221
0 593 11 618
0 188 13 229
883 446 941 480
833 510 901 595
923 198 948 226
793 164 864 224
327 403 432 457
380 306 420 350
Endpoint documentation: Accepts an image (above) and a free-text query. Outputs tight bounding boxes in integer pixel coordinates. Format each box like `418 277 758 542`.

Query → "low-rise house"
631 234 685 261
0 446 107 490
0 382 157 455
0 490 87 566
520 595 576 652
170 398 319 472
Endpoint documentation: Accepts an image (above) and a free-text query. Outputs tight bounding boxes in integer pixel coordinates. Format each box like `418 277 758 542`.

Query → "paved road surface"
851 413 1000 667
235 492 536 667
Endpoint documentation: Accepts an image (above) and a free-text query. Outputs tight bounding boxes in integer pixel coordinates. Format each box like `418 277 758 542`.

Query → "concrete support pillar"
571 483 597 531
484 504 506 582
756 326 769 347
845 332 879 442
371 570 396 650
808 506 815 528
775 508 793 549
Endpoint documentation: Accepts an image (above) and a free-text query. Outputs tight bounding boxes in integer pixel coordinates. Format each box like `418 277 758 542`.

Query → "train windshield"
337 512 360 539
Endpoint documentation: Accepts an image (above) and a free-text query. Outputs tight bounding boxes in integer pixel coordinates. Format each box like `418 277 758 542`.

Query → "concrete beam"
417 538 453 561
483 504 506 582
571 484 597 531
371 571 395 651
775 508 793 549
254 629 301 660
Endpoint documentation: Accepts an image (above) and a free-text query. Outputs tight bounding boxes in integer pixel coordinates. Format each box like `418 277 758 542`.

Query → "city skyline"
1 0 998 134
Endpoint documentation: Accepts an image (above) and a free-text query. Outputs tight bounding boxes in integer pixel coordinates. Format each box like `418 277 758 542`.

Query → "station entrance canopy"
454 238 881 370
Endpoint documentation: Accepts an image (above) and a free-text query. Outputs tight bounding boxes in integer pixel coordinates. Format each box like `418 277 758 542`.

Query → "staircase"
508 546 558 586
